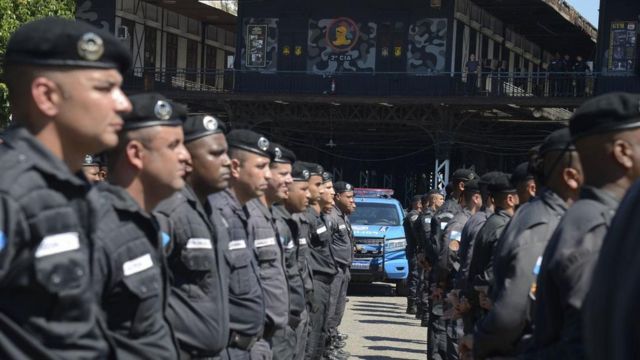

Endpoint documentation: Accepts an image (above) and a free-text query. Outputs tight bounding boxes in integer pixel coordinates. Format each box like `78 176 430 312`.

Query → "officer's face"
233 152 271 199
320 181 335 207
336 191 356 214
187 133 231 193
287 181 310 212
51 69 131 153
267 163 293 201
82 165 102 183
307 175 324 204
139 126 191 195
433 195 445 208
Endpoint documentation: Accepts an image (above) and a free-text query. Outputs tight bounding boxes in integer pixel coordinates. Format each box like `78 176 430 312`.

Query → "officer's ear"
125 140 145 170
612 138 635 171
230 158 242 179
563 167 582 191
31 76 63 118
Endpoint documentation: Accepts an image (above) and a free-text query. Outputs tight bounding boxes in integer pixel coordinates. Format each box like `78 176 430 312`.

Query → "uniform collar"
580 186 620 211
540 188 569 214
97 182 150 218
249 198 273 220
272 204 293 221
3 126 87 187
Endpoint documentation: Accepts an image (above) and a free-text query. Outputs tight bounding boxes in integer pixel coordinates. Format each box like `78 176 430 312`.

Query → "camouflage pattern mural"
241 18 279 72
407 18 448 73
307 18 377 74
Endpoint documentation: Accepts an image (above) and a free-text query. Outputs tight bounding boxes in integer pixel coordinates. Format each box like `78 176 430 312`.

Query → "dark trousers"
293 310 309 360
305 279 332 360
466 74 478 95
270 326 296 360
222 347 251 360
407 253 419 304
327 266 350 337
418 270 430 322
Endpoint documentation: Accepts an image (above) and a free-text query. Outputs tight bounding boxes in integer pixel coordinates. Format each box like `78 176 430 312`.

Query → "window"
144 3 158 22
187 18 200 35
349 202 401 226
167 11 179 29
166 33 178 70
205 45 218 86
207 25 219 42
144 27 157 68
225 30 235 47
186 40 199 81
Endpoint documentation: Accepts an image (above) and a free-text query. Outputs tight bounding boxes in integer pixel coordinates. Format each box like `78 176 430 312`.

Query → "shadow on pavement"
348 282 396 296
367 345 426 354
363 336 427 345
358 319 420 326
350 307 405 315
355 356 412 360
353 300 403 307
355 312 418 320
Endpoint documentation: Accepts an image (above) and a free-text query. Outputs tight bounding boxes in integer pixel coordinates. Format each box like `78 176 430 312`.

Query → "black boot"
406 299 417 315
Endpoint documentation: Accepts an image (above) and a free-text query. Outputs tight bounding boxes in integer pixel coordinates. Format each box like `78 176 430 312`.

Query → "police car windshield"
349 202 400 226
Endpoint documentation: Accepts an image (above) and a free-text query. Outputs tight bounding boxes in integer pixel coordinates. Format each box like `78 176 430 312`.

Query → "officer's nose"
114 88 132 113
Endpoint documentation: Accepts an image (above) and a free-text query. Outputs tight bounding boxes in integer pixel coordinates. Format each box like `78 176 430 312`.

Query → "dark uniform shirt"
305 207 337 279
0 127 108 359
434 209 472 288
326 205 354 266
403 209 421 257
467 209 513 291
413 208 434 257
474 190 567 359
154 186 229 356
428 199 463 265
209 190 265 339
455 209 492 292
272 205 307 328
93 183 178 359
292 213 314 298
529 187 618 359
247 199 289 334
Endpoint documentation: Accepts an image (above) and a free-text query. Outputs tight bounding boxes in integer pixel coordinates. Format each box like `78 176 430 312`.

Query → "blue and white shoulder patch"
0 231 5 252
161 232 171 248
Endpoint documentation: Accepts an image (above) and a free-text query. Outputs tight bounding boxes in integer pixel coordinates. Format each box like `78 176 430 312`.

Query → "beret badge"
154 100 173 120
77 32 104 61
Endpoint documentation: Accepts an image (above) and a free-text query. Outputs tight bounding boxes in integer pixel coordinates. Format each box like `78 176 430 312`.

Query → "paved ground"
340 282 427 360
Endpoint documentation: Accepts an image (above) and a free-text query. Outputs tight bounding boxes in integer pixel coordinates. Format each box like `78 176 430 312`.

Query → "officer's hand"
431 287 444 301
458 335 474 360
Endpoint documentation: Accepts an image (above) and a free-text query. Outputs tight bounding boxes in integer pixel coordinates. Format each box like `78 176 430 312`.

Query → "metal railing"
123 67 638 99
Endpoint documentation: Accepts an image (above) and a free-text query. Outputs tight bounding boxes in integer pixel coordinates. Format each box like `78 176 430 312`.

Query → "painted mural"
242 18 279 72
76 0 116 32
407 18 448 73
307 18 377 74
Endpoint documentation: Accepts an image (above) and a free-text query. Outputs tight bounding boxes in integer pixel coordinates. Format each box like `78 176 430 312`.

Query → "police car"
349 188 409 295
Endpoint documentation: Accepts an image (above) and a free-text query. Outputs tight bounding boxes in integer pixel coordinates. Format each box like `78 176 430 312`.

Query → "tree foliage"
0 0 76 128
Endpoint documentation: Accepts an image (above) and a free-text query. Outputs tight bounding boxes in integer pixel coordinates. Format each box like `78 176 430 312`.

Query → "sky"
567 0 600 27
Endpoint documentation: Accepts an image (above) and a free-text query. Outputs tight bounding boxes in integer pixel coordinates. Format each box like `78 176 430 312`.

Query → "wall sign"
608 21 637 72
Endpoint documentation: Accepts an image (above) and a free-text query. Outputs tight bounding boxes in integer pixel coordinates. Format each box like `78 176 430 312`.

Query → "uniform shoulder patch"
161 232 171 248
424 217 431 224
410 214 418 222
0 231 5 252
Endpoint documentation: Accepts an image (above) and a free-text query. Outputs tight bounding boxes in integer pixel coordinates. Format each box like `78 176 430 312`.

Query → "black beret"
334 181 354 193
123 93 186 130
451 168 477 182
539 128 576 155
411 195 422 203
510 162 534 185
5 17 131 73
427 189 443 196
227 129 270 158
269 143 296 164
322 171 333 183
183 114 227 143
83 154 103 166
291 162 311 182
570 92 640 139
464 179 481 194
478 171 503 186
488 172 517 194
298 161 324 177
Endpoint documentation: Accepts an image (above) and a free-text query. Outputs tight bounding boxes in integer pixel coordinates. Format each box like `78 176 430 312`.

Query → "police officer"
469 128 582 359
511 162 537 204
437 179 484 360
428 169 476 360
404 195 423 314
93 93 189 358
284 163 313 360
452 172 499 336
246 144 290 357
83 154 105 183
414 190 444 327
154 114 231 359
299 162 339 360
532 93 640 359
209 129 269 359
0 17 131 358
326 181 356 353
268 146 308 360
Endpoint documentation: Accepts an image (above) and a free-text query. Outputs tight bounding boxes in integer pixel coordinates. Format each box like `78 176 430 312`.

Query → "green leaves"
0 0 76 127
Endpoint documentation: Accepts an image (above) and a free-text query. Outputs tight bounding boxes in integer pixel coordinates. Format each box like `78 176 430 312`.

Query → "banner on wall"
407 18 448 73
608 21 637 72
76 0 116 32
307 17 377 74
242 18 279 71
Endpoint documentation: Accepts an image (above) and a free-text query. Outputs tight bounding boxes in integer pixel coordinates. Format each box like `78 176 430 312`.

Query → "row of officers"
403 90 640 359
0 18 357 360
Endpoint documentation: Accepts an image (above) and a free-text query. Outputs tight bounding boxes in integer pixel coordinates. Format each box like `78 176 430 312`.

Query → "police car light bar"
353 188 395 198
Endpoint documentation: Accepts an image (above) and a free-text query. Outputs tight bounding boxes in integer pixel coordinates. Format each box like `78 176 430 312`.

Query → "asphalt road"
341 282 427 360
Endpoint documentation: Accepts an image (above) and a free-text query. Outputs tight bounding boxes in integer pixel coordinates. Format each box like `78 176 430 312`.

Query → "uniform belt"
228 331 260 351
313 273 334 284
336 262 349 271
